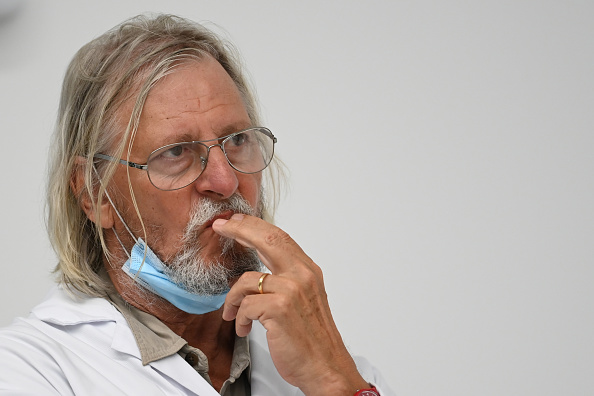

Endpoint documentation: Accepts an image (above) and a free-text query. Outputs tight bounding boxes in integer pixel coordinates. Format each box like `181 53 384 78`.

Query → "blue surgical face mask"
120 237 228 315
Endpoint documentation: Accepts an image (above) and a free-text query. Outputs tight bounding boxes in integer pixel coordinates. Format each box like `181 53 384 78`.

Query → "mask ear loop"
92 165 147 277
92 165 137 242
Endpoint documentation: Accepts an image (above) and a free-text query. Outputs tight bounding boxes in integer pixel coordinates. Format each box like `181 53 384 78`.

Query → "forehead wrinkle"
152 93 242 120
156 99 250 132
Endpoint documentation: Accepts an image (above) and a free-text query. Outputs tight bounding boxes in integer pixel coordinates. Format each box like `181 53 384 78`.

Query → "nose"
192 144 238 200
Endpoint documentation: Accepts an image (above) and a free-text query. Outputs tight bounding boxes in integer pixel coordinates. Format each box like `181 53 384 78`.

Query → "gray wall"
1 1 593 394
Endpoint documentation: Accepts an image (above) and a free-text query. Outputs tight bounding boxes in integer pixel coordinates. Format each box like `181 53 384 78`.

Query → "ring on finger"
258 273 269 294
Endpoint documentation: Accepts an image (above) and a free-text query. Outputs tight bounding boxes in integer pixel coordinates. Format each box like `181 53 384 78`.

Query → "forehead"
126 57 252 152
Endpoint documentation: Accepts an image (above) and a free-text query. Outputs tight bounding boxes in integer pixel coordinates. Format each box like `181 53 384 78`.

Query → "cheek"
238 173 262 208
109 168 146 216
136 192 193 254
145 192 192 227
112 169 188 229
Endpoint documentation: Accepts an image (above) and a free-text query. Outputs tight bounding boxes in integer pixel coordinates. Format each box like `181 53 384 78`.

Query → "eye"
149 143 194 169
229 133 248 147
161 144 184 158
149 143 196 179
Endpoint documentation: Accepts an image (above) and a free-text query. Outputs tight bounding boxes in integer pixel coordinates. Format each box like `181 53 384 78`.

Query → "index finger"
212 214 310 274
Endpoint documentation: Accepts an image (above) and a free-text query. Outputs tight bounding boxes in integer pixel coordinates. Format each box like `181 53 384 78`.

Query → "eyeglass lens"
146 127 275 191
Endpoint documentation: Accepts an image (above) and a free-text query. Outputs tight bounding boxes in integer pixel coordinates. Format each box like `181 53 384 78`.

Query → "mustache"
181 193 257 244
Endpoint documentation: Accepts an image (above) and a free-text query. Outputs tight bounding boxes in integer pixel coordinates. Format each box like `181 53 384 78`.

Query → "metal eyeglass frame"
93 127 277 191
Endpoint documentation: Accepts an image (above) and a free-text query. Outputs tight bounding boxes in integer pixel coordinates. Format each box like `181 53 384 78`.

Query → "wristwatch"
354 387 380 396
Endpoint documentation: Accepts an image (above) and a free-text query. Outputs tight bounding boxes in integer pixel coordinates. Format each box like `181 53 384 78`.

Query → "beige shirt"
106 289 251 395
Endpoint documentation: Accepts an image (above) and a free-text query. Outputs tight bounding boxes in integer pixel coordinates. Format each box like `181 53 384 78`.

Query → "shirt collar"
106 287 187 365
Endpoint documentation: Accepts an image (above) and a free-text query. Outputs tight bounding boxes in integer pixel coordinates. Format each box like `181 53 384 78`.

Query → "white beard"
163 193 266 295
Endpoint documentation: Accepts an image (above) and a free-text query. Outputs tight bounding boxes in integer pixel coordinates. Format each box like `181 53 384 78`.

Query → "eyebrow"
217 123 254 137
151 123 254 149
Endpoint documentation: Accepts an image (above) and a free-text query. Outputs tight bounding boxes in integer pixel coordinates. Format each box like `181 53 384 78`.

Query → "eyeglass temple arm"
93 153 148 171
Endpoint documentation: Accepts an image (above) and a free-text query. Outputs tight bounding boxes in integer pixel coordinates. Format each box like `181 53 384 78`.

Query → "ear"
70 156 115 229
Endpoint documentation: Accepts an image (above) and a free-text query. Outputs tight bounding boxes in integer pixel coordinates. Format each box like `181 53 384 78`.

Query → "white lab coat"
0 286 393 395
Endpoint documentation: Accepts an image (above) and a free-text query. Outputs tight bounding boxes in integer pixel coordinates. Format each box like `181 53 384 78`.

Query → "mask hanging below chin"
121 237 229 314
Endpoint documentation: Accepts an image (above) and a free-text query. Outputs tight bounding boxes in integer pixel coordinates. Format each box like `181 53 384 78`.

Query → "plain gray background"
1 1 593 395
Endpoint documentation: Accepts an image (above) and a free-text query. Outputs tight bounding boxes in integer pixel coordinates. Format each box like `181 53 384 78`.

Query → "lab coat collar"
32 286 117 326
32 285 143 359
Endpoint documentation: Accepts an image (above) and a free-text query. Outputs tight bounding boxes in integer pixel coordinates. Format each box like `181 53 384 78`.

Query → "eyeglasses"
94 127 277 191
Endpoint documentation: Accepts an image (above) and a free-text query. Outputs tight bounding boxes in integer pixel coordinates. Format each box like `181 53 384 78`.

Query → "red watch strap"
354 387 380 396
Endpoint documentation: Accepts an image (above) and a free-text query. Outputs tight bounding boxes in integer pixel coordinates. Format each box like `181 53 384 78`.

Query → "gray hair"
47 14 284 297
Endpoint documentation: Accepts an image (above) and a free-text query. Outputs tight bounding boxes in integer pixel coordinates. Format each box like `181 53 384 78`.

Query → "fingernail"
213 218 228 227
231 213 244 221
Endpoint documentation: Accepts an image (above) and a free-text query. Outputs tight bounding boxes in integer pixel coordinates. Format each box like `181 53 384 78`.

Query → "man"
0 14 392 395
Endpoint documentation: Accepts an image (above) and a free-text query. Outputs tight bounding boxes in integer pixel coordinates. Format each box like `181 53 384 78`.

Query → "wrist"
354 386 380 396
300 369 369 396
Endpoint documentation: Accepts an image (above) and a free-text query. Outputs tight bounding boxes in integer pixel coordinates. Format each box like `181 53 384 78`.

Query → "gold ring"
258 273 269 294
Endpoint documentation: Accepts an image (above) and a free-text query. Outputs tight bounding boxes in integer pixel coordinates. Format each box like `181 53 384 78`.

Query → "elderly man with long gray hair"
0 14 392 396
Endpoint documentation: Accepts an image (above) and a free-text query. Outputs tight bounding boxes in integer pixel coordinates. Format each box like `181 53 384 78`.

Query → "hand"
212 214 369 395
